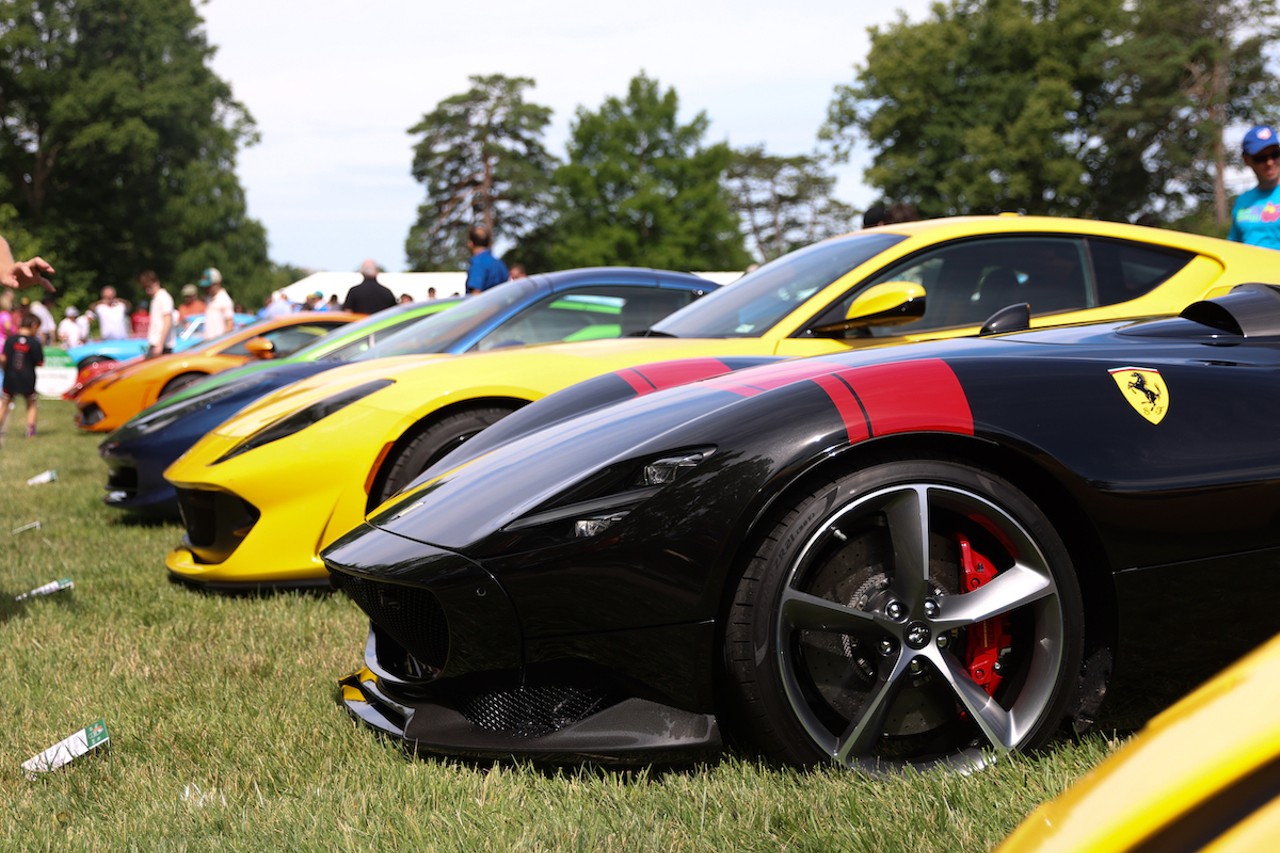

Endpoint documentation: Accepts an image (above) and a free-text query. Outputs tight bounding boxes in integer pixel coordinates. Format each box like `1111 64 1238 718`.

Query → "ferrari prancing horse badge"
1109 367 1168 424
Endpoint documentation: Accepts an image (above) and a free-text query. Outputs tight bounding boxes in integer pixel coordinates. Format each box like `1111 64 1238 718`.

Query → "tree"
1092 0 1280 231
823 0 1124 219
0 0 270 303
405 74 556 272
825 0 1280 230
548 73 749 271
727 146 854 263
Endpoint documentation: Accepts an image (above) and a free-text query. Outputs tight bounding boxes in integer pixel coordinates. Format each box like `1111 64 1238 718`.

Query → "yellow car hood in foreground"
999 634 1280 853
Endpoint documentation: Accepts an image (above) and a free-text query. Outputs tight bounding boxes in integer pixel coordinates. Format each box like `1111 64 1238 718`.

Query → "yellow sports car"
998 633 1280 853
165 215 1280 589
75 312 360 432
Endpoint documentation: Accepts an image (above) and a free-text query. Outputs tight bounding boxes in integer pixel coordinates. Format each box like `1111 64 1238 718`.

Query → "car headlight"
214 379 394 464
508 447 716 539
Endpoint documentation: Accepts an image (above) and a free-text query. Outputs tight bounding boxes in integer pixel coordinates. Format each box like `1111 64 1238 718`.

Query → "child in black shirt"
1 311 44 438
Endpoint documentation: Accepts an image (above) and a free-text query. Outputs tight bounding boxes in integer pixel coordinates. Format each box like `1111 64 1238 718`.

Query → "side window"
1089 238 1192 306
223 324 338 357
471 286 697 351
851 237 1093 337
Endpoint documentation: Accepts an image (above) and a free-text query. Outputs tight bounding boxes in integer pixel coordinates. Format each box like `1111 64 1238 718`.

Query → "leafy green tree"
826 0 1280 230
405 74 556 272
0 0 270 303
548 73 749 271
1093 0 1280 231
823 0 1123 219
727 146 854 263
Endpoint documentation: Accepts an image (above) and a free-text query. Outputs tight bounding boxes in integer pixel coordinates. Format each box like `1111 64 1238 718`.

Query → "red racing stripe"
811 374 871 442
706 359 843 397
626 358 735 394
838 359 973 437
615 367 657 395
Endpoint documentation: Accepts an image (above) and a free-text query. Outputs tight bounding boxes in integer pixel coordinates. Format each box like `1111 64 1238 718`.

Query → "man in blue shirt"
1229 125 1280 250
465 226 509 294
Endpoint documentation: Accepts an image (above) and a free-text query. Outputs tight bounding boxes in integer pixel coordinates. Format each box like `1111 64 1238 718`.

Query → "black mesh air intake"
335 574 450 672
176 488 261 564
460 685 611 738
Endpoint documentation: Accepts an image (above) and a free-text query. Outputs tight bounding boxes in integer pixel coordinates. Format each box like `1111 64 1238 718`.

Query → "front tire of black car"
373 406 515 505
723 456 1084 771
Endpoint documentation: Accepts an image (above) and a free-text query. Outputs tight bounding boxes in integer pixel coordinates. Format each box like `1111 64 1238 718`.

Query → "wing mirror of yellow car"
811 281 927 334
245 337 276 359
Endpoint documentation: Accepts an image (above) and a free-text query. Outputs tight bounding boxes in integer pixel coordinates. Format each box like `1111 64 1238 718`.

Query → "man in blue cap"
1229 124 1280 249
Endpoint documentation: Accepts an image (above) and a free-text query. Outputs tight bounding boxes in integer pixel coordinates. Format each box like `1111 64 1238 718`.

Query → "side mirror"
812 281 927 334
245 337 276 359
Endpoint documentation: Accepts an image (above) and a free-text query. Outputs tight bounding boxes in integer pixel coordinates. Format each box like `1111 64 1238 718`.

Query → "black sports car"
325 285 1280 770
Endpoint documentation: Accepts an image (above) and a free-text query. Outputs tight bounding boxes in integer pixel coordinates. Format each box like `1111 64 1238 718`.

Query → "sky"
198 0 934 273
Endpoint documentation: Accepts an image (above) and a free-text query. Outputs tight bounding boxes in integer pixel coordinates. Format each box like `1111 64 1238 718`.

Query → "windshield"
286 303 419 361
650 232 905 338
353 280 542 360
196 321 257 351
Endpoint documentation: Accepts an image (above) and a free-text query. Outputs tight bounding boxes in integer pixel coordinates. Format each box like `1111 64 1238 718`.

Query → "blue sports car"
65 312 257 369
99 268 718 517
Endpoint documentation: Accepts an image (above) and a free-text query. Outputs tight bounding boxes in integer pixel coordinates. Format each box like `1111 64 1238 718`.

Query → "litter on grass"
10 521 41 534
14 577 73 602
23 719 110 780
26 469 57 486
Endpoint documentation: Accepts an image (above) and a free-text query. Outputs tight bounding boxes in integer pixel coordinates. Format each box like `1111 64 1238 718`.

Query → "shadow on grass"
0 589 78 625
109 513 182 529
400 737 726 781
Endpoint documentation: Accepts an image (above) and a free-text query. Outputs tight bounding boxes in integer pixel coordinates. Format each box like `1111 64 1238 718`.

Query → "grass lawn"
0 400 1119 850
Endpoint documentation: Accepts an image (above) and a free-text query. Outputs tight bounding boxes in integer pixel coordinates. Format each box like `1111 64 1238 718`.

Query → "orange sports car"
75 312 360 432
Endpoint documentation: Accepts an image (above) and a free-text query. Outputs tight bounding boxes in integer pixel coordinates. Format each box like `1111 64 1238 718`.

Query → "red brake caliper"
957 534 1012 696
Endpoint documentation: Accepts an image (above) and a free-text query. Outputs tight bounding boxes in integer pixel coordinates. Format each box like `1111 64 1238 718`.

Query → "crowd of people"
4 266 235 354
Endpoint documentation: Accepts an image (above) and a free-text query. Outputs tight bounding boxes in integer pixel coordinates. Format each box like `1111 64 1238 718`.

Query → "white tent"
280 269 742 309
282 272 467 307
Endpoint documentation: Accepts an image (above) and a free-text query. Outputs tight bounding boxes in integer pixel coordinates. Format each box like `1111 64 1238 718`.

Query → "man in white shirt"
29 296 56 344
139 270 175 357
199 267 234 340
57 306 85 348
90 286 131 340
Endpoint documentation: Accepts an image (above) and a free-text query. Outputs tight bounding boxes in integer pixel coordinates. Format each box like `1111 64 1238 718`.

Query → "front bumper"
326 523 723 764
339 663 721 766
162 409 394 589
100 437 183 517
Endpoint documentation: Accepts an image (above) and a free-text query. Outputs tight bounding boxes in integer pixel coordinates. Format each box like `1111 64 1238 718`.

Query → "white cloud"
200 0 932 271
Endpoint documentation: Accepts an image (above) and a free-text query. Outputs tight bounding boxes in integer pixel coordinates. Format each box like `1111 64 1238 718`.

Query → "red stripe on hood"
619 358 735 395
811 374 872 442
837 359 973 438
707 360 846 397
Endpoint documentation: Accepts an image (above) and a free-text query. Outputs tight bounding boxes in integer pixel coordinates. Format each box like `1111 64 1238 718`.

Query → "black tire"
374 406 514 504
724 457 1085 771
77 355 115 371
160 372 206 399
